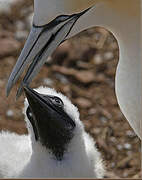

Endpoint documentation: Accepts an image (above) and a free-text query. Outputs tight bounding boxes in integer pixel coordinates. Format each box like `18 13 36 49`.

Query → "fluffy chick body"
0 87 104 178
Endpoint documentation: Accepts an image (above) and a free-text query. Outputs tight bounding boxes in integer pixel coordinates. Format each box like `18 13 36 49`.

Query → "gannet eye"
55 15 70 23
26 106 39 141
52 96 64 107
26 107 33 121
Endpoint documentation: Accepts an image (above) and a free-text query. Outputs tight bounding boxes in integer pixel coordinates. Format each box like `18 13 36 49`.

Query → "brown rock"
75 71 95 83
52 65 95 84
0 38 20 57
0 31 14 38
75 97 92 108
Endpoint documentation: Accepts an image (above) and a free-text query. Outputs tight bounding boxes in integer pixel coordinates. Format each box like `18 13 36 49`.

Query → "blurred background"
0 0 141 178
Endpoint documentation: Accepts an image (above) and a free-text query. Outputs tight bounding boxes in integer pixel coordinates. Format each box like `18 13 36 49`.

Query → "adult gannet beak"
6 7 91 98
23 85 75 157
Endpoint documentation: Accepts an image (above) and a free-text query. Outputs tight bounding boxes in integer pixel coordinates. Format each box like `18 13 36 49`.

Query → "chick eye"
26 107 33 121
54 98 61 103
26 106 39 141
52 97 63 107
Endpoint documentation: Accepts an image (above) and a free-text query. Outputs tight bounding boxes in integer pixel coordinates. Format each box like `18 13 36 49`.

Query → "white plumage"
0 132 31 178
0 87 104 178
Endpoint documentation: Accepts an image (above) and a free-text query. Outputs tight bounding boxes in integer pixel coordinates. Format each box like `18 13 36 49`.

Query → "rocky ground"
0 0 141 178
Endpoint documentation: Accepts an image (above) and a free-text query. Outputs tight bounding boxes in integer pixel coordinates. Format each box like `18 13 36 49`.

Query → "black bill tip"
23 84 37 101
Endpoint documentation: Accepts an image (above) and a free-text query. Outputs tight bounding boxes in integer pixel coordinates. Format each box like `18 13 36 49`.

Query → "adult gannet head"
7 0 141 139
6 6 92 98
22 85 104 178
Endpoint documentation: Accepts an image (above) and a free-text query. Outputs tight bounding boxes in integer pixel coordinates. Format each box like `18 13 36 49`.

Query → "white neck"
33 0 141 138
69 0 141 138
20 128 95 178
70 0 141 138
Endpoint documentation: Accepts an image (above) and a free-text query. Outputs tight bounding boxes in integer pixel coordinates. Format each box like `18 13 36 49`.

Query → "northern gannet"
6 0 141 139
0 86 105 178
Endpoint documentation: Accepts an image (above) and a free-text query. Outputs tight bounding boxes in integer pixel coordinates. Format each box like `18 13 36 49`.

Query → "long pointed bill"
6 7 91 98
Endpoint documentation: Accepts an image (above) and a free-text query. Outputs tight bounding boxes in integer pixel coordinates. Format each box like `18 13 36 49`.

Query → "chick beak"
23 85 75 155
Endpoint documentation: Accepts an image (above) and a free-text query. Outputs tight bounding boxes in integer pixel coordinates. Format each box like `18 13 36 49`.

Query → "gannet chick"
0 86 105 178
22 85 105 178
